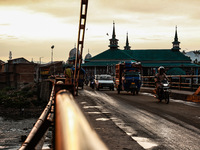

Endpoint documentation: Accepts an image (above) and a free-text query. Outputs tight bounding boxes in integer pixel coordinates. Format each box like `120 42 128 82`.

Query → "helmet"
158 66 165 74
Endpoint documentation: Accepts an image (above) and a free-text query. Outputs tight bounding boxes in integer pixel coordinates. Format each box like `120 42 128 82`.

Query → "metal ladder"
74 0 88 95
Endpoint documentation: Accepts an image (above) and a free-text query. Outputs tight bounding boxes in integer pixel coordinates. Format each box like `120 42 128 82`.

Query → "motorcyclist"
154 66 169 96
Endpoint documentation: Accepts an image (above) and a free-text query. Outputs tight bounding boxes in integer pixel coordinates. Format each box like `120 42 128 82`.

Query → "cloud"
1 0 200 22
0 0 79 19
0 0 46 5
0 33 19 40
6 35 18 40
98 0 200 15
27 1 80 18
138 37 161 41
0 24 10 26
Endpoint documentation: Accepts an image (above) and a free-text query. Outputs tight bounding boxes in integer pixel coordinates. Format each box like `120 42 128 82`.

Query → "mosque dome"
69 47 80 60
85 53 92 60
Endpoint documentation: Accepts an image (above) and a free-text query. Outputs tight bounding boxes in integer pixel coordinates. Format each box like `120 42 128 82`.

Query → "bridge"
18 77 200 150
18 0 200 149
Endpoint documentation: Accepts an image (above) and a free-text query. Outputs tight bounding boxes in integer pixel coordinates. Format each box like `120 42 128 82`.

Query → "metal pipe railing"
55 90 108 150
19 85 55 150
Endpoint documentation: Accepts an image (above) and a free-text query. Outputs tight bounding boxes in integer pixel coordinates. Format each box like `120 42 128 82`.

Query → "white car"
94 74 114 91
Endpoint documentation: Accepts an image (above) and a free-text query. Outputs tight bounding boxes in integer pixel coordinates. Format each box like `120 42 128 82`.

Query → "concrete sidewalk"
140 87 200 102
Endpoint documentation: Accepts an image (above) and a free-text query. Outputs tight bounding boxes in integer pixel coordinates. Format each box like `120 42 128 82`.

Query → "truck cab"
94 74 114 91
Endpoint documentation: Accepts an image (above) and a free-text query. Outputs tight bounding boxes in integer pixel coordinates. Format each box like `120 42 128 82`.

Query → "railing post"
169 76 172 88
179 75 181 90
191 75 194 91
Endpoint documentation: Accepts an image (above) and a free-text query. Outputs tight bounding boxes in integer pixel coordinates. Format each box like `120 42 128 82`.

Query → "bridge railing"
19 85 55 150
55 89 108 150
142 75 200 91
20 81 108 150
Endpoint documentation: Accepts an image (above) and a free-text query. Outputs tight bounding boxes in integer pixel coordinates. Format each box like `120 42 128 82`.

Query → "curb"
140 87 200 103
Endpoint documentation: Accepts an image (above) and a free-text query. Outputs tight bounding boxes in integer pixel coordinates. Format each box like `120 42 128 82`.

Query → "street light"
39 57 43 81
51 45 54 63
51 45 55 75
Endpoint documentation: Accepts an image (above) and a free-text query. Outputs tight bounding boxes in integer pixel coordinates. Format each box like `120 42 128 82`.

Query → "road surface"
75 86 200 150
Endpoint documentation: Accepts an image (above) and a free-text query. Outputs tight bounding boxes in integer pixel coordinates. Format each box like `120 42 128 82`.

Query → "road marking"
83 106 102 109
141 92 200 108
96 118 110 121
87 112 101 114
131 136 158 149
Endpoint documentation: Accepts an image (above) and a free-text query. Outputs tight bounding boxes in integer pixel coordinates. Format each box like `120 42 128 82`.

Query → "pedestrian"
64 65 72 84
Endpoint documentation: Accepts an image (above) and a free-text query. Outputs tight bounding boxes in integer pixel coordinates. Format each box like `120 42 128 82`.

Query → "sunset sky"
0 0 200 63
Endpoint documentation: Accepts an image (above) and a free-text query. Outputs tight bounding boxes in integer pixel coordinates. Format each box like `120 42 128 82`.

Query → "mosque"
67 23 199 78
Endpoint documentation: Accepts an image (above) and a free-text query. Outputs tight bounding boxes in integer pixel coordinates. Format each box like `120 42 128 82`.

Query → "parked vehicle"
115 61 142 95
157 80 170 104
94 74 114 91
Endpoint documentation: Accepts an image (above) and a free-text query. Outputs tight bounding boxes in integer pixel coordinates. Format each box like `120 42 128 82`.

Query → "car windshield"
96 76 112 80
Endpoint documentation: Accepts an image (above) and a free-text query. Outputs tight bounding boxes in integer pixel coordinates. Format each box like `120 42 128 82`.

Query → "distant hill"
184 50 200 62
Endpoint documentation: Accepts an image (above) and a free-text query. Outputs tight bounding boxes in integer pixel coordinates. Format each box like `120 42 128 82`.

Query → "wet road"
79 87 200 150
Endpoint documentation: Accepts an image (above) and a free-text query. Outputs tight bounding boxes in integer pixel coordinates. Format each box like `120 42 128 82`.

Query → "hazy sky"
0 0 200 63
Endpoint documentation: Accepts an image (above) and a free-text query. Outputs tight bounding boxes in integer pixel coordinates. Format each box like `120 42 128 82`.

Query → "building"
84 49 92 63
39 61 64 80
82 23 199 77
0 57 36 88
0 60 5 72
67 46 81 65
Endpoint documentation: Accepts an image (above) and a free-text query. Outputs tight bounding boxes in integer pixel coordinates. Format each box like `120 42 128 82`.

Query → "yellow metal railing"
55 90 108 150
142 75 200 91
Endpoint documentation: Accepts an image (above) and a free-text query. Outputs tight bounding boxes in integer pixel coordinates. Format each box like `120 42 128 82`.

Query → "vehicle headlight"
163 84 168 86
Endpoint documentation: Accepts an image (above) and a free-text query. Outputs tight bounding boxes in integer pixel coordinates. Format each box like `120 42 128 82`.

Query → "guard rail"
142 75 200 91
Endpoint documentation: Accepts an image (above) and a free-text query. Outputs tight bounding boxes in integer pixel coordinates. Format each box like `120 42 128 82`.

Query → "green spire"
124 32 131 50
172 26 180 51
109 21 119 49
174 26 178 41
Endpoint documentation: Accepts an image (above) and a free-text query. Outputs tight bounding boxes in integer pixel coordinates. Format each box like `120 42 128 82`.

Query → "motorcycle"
157 80 170 104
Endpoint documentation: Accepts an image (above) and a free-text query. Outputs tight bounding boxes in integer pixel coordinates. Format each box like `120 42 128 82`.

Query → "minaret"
109 21 119 49
172 26 180 51
9 51 12 60
124 32 131 50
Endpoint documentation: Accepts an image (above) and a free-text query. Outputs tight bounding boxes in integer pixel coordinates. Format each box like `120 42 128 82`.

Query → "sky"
0 0 200 63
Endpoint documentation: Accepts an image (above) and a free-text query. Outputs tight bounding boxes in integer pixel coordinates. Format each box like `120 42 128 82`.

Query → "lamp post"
51 45 55 75
51 45 54 63
39 57 43 81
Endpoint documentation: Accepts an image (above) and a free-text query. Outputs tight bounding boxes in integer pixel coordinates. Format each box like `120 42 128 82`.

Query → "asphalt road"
75 86 200 150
